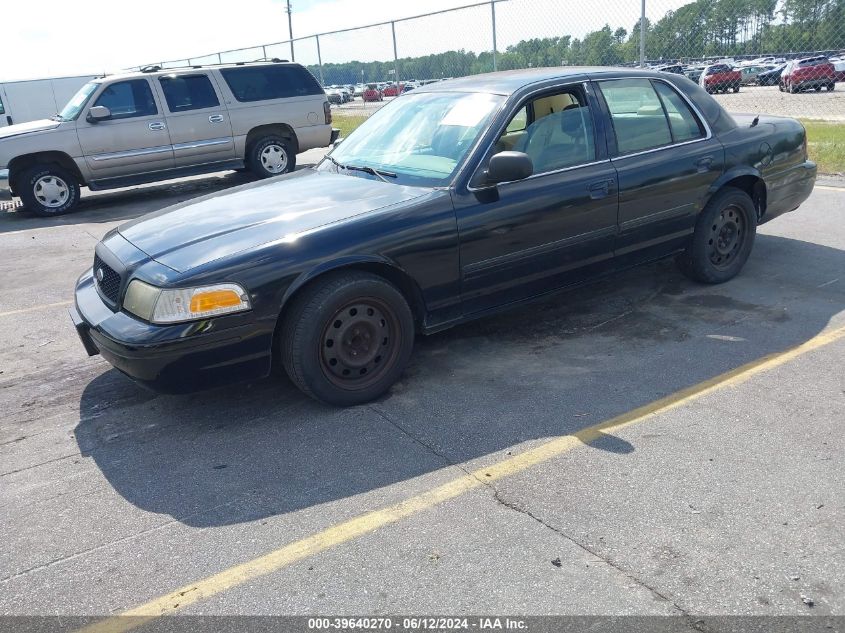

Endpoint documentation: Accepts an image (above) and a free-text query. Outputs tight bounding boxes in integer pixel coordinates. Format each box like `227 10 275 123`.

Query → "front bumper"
0 169 11 201
72 270 274 393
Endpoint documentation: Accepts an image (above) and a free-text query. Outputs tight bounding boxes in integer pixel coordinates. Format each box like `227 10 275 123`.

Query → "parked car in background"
401 84 415 94
831 58 845 82
779 56 836 92
326 88 344 105
685 66 705 83
353 84 366 98
656 64 684 75
756 64 786 86
699 64 742 92
362 84 383 102
71 68 816 406
382 83 404 97
0 74 97 128
739 65 772 85
0 60 337 216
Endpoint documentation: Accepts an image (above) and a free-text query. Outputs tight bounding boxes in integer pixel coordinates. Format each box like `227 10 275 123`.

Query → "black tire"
676 187 757 284
17 164 81 217
247 135 296 178
827 83 835 92
280 271 415 406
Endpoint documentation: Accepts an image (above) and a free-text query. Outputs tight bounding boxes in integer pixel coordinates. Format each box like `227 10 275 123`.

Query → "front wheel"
676 187 757 284
18 164 81 217
280 271 415 406
247 135 296 178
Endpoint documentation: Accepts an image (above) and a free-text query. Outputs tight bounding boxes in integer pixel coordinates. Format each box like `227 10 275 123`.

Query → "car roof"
414 66 682 96
98 61 303 82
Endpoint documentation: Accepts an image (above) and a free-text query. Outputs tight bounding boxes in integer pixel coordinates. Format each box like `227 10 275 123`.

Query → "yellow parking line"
78 323 845 633
0 300 72 318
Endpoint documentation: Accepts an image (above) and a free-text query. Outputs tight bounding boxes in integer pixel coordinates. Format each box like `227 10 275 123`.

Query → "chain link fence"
143 0 845 121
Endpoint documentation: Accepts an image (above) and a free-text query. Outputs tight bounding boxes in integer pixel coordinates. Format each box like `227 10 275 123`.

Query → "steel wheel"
319 298 400 390
707 204 745 270
260 144 288 174
34 175 70 208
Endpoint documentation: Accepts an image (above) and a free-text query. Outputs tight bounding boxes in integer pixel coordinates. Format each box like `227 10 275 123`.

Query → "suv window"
798 57 827 67
599 78 673 154
652 81 705 143
159 74 219 112
495 87 595 174
94 80 157 120
220 65 323 102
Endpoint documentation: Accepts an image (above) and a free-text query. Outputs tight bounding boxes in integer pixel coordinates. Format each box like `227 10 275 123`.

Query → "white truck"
0 75 97 127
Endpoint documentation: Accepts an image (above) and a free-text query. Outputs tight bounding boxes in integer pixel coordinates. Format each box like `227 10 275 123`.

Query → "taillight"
324 101 332 125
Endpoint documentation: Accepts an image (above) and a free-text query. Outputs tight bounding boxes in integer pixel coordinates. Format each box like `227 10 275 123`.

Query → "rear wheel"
280 271 415 406
676 187 757 284
827 83 835 92
18 164 81 217
247 135 296 178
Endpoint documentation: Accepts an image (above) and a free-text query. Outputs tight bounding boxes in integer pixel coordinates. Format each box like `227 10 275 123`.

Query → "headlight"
123 280 251 324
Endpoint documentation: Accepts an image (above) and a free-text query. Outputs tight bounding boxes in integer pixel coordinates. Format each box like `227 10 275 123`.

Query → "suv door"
77 79 174 180
595 77 724 266
155 73 236 167
452 82 618 315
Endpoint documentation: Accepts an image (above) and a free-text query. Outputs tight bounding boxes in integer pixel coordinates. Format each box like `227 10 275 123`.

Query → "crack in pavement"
369 404 707 627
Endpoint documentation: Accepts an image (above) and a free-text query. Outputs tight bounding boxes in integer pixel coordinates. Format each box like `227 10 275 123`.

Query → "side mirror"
486 151 533 184
87 106 111 123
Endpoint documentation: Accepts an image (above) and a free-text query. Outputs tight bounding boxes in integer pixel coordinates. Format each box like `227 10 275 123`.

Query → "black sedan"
757 64 787 86
72 68 817 406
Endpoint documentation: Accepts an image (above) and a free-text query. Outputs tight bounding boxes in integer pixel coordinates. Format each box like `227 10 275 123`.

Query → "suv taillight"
324 101 332 125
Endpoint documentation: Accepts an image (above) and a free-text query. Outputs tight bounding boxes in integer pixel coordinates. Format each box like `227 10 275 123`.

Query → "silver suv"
0 60 337 216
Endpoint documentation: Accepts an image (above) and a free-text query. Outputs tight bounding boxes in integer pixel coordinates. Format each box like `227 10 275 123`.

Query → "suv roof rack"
136 58 290 74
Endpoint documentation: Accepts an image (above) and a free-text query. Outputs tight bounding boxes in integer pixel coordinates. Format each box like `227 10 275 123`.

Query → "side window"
94 80 157 120
495 88 595 174
598 78 672 154
652 81 705 143
505 106 527 133
0 93 4 115
220 65 323 102
159 75 220 112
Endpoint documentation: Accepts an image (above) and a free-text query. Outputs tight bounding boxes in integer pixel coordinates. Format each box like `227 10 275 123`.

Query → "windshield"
57 81 99 121
320 91 505 187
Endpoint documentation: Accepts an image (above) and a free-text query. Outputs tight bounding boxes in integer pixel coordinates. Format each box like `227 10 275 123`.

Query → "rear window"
159 75 219 112
220 65 323 102
798 57 828 67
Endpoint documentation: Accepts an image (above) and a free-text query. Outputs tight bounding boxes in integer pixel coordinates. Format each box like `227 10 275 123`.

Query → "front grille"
93 254 121 304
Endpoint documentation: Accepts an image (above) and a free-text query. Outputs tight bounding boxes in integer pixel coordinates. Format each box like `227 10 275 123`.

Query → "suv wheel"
280 271 415 406
676 187 757 284
18 165 81 217
248 135 296 178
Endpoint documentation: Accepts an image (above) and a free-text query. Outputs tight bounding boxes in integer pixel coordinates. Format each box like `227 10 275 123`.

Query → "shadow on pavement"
75 234 845 527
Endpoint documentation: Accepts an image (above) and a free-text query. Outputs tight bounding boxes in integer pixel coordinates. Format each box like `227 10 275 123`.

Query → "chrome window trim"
594 76 714 160
463 79 600 192
90 145 173 162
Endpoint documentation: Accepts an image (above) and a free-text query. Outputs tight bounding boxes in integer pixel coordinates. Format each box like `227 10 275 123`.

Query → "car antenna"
750 114 760 127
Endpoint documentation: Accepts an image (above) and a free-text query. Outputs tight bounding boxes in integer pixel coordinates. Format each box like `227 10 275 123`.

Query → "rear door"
77 78 174 179
155 73 236 167
594 77 724 265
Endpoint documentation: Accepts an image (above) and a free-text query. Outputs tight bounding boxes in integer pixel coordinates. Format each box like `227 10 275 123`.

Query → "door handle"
148 122 166 131
696 156 714 172
588 179 613 200
208 114 224 123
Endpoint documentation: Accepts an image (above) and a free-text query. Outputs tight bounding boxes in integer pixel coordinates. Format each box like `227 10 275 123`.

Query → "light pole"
286 0 295 62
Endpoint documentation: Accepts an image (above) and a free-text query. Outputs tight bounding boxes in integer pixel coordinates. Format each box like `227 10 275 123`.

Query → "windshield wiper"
325 155 396 183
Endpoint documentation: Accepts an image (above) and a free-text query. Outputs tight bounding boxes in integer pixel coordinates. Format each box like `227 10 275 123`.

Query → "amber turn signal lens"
190 289 243 313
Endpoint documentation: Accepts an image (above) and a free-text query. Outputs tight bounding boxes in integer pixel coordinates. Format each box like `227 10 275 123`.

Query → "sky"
1 0 689 81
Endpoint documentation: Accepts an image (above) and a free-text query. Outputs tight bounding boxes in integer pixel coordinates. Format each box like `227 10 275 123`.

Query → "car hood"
118 169 433 273
0 118 61 140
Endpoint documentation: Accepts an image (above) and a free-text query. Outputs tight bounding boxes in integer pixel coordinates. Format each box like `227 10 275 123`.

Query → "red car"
780 57 836 93
382 83 404 97
699 64 742 93
362 84 383 102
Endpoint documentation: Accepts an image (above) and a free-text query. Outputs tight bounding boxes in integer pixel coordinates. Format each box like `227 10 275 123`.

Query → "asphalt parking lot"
1 154 844 627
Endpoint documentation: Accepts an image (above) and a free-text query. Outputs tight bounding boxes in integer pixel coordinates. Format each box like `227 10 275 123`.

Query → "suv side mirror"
487 151 533 184
87 106 111 123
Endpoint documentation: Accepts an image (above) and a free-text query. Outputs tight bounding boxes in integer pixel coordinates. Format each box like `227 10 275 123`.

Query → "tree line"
308 0 844 84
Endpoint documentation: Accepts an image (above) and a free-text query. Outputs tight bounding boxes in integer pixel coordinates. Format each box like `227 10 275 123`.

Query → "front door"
452 83 619 315
594 77 724 265
154 73 236 167
76 78 174 180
